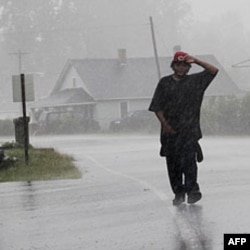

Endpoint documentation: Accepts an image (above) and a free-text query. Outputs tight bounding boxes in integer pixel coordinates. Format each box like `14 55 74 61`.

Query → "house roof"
32 55 241 109
32 88 95 108
50 55 241 101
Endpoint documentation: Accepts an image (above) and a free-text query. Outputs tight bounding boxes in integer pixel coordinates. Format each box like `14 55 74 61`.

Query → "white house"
31 50 242 131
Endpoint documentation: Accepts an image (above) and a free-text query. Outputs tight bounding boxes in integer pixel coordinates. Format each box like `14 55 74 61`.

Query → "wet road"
0 135 250 250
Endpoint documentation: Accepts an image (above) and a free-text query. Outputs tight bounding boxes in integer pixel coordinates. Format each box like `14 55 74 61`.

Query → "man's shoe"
173 193 185 206
187 191 202 204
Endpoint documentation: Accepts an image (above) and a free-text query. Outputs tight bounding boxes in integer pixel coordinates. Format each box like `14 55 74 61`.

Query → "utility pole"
149 16 161 80
9 49 30 74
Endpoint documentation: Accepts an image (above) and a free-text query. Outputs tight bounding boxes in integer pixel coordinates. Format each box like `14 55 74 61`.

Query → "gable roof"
32 88 95 108
50 55 241 101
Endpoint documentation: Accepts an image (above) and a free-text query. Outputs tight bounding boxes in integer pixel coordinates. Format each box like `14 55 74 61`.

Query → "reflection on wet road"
1 135 250 249
172 204 212 250
22 181 36 211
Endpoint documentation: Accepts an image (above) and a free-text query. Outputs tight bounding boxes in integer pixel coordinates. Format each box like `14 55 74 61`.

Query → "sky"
1 0 250 106
189 0 250 31
183 0 250 90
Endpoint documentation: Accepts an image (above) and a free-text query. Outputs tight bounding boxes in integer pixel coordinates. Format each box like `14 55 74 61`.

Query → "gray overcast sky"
189 0 250 31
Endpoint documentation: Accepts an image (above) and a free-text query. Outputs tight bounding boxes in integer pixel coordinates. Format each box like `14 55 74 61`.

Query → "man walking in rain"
149 51 218 206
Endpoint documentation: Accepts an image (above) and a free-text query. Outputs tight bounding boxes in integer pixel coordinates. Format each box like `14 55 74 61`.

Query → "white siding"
128 99 151 112
60 67 83 90
95 101 120 130
95 98 151 130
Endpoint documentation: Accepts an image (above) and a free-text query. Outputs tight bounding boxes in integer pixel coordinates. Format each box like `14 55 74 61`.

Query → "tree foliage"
0 0 191 70
201 94 250 135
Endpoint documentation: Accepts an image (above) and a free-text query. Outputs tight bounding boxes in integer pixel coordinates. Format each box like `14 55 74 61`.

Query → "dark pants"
164 134 200 195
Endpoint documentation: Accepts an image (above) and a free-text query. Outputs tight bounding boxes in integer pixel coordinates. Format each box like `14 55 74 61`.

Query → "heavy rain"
1 0 250 249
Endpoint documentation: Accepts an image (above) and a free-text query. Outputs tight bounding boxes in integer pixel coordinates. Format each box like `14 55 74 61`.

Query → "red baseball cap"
173 51 188 62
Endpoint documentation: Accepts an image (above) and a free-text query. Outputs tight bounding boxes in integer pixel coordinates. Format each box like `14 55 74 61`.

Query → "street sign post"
12 74 34 164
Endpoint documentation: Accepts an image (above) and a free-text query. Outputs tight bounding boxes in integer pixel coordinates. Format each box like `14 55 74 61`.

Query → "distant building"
30 50 242 131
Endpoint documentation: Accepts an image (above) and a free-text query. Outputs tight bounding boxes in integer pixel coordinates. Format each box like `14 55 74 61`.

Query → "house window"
120 102 128 118
72 78 76 88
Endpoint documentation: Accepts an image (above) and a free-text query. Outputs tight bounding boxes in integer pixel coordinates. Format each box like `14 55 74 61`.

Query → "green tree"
201 96 242 135
0 0 191 98
239 92 250 134
215 96 240 134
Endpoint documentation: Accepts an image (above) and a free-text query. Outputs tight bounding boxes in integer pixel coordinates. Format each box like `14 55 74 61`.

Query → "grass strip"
0 147 82 182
